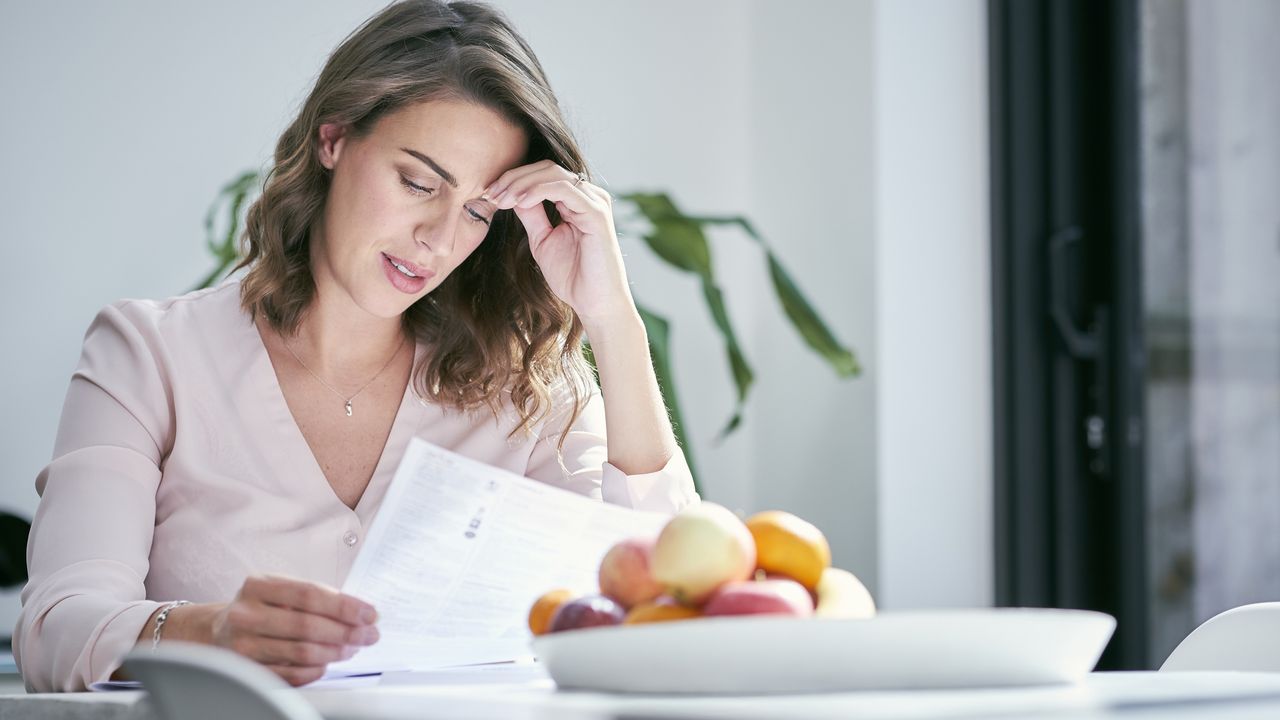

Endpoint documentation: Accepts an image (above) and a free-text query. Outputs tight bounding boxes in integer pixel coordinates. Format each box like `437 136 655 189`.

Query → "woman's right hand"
208 574 380 686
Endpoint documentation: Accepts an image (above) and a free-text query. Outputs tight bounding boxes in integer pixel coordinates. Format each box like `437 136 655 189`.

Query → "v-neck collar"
242 306 424 526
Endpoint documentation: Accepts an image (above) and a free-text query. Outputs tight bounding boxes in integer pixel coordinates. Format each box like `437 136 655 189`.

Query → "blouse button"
343 531 359 547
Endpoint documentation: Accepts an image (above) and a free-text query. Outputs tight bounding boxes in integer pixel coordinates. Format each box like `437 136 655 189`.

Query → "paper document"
325 437 672 677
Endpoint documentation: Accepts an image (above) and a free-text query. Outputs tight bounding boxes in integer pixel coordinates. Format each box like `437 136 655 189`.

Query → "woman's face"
314 98 528 318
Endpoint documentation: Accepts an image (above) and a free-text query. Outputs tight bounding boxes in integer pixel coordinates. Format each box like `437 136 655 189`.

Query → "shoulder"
96 278 243 332
77 279 248 376
85 278 247 349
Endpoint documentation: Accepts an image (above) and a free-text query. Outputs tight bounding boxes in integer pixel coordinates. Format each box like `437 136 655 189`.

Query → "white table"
5 669 1280 719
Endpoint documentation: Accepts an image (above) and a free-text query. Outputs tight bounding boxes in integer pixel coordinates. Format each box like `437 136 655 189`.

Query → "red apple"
764 570 819 608
547 594 626 633
703 578 814 618
651 503 756 606
598 537 665 609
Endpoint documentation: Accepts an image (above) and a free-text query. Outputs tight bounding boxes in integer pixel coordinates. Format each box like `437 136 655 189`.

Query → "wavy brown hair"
237 0 595 441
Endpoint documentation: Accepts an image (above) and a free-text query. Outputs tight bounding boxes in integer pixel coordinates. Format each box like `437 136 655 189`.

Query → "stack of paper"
325 438 672 678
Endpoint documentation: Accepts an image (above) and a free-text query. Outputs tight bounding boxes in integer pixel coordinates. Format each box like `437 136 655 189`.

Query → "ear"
317 122 350 170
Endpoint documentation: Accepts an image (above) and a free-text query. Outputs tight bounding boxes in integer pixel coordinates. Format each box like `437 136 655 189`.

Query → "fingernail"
359 626 380 645
342 645 359 660
361 606 377 624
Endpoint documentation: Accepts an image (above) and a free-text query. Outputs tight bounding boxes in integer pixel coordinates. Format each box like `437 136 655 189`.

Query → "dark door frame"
989 0 1149 670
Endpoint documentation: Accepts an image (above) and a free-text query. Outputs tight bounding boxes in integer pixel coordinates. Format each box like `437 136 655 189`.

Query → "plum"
547 594 626 633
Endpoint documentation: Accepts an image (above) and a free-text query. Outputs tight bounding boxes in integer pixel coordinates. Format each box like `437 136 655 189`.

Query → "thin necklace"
284 333 407 418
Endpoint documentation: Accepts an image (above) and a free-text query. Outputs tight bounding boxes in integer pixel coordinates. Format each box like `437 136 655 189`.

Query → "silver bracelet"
151 600 192 652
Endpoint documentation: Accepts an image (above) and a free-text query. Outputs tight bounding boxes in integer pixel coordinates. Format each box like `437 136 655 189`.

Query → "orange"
624 598 702 625
744 510 831 591
528 589 575 636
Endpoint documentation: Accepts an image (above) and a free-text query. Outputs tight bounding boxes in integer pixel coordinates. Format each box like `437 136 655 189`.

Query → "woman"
15 0 697 692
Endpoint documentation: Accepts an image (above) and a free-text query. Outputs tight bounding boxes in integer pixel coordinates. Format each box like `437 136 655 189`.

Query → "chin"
353 288 417 320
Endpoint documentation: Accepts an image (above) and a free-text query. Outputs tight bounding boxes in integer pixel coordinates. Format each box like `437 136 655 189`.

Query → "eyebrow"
400 148 458 188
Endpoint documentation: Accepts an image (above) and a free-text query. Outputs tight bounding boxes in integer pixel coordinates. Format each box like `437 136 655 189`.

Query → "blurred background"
0 0 1273 673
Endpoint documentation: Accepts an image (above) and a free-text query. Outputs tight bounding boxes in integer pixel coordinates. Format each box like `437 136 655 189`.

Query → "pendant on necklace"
345 400 353 417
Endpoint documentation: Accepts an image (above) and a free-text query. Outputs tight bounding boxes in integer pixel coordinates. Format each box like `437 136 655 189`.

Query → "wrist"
581 307 645 346
155 603 217 646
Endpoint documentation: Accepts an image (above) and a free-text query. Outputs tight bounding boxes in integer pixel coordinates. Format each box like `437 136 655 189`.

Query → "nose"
415 209 461 258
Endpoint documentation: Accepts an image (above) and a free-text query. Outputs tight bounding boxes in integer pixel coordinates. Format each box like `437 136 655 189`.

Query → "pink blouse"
14 280 698 692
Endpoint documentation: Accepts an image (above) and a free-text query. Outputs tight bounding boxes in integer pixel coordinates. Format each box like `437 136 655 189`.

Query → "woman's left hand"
486 160 635 327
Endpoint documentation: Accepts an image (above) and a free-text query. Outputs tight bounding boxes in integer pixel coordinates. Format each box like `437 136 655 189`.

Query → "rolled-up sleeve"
524 383 699 514
14 301 172 692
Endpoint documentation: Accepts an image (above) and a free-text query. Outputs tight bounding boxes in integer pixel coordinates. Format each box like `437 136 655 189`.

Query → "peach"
598 537 665 609
651 502 756 606
813 567 876 619
703 578 814 618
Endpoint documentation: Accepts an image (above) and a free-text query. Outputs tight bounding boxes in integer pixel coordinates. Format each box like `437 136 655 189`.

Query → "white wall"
744 0 880 592
872 0 994 608
0 0 991 630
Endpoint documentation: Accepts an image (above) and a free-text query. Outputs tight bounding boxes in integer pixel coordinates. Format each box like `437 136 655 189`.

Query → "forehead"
373 98 528 186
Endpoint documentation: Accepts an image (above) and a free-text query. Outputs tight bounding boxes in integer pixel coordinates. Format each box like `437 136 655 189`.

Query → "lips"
380 252 434 294
382 252 431 278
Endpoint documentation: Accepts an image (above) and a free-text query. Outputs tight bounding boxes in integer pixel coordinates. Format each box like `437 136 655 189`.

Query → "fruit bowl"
531 608 1115 694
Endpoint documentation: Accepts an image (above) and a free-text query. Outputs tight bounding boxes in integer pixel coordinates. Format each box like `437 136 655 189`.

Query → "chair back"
1162 602 1280 672
122 642 323 720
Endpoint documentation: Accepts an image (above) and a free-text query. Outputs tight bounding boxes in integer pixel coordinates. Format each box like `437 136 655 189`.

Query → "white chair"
121 642 323 720
1161 602 1280 672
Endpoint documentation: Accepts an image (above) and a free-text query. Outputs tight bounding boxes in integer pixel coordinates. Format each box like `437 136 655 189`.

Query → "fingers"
213 576 381 688
265 664 327 688
513 204 554 251
513 180 599 215
488 161 607 212
242 574 377 627
236 636 355 667
577 179 613 206
509 179 611 251
230 600 380 647
486 158 564 199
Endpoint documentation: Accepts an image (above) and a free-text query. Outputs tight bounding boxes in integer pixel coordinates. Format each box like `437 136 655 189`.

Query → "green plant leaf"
682 213 861 378
194 170 262 291
700 282 753 438
191 260 236 294
622 192 757 437
581 340 597 380
636 304 700 497
767 255 860 377
623 193 712 275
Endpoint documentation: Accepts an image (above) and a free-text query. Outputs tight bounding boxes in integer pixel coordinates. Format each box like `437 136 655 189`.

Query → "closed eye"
402 175 488 225
399 175 434 196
